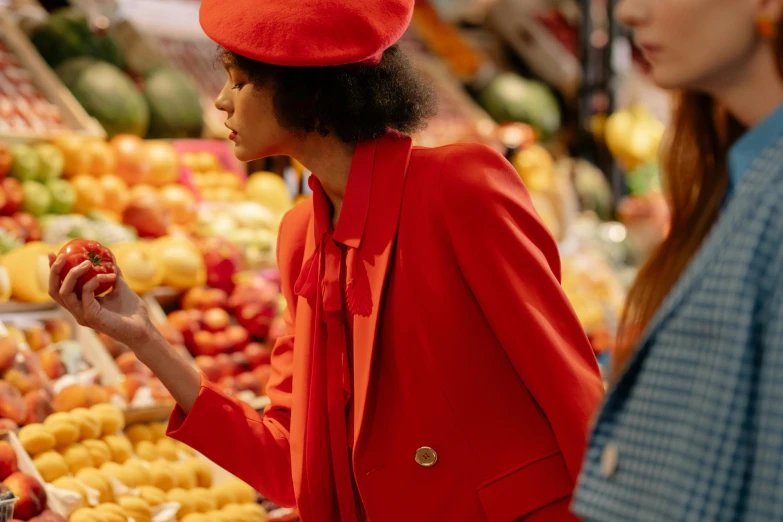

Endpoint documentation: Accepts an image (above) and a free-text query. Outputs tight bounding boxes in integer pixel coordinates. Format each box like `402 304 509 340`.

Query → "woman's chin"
231 142 274 163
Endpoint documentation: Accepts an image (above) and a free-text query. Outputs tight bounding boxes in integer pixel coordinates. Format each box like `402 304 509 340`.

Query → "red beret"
200 0 415 67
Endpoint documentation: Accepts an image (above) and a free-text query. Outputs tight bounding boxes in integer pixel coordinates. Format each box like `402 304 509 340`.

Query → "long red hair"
613 23 783 378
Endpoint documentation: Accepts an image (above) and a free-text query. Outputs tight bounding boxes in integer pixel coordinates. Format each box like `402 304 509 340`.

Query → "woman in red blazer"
48 1 603 520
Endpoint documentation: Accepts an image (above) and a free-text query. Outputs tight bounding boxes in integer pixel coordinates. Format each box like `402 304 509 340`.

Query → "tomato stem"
87 251 103 266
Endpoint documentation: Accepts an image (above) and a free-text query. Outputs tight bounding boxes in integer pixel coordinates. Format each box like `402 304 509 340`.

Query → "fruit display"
478 72 562 139
143 68 205 140
604 105 665 173
0 38 66 134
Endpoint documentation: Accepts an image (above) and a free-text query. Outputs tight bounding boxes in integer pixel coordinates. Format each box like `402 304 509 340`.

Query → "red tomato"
58 239 117 297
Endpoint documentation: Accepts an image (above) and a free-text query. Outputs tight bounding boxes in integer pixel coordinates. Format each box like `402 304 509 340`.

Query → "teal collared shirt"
728 103 783 191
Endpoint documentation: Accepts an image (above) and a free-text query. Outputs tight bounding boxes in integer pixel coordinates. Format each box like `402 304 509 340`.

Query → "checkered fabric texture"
573 137 783 522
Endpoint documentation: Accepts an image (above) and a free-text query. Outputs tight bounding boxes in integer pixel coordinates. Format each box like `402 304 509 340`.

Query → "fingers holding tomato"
58 240 118 298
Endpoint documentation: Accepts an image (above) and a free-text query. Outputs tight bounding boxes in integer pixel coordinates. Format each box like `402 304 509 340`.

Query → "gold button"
600 443 619 478
415 447 438 467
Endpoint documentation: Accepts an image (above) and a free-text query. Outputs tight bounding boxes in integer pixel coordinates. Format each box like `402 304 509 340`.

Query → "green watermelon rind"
143 67 204 139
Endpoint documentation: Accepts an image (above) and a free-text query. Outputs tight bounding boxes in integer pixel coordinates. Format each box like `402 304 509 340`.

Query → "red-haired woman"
574 0 783 520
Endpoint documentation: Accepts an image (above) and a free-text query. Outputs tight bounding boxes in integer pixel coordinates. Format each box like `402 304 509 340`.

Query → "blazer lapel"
290 214 317 504
352 133 412 447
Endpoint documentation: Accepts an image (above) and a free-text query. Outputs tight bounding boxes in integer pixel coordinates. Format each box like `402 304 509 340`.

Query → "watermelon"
29 8 125 69
143 67 204 139
56 58 149 137
478 72 562 139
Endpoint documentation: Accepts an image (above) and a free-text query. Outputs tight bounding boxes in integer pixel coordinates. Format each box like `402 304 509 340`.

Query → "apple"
229 277 280 339
194 355 221 382
244 342 272 368
1 178 24 215
23 325 51 353
0 419 18 432
43 319 71 344
229 352 252 375
21 181 51 217
33 143 64 180
0 337 19 373
218 376 239 395
0 441 18 480
45 179 75 214
225 325 250 352
202 308 230 333
204 288 229 310
0 216 21 241
201 236 244 294
214 353 235 380
235 372 262 395
167 310 201 351
23 389 53 424
122 192 171 238
13 212 41 243
9 144 40 182
192 330 217 357
2 472 46 519
252 364 272 395
0 143 11 180
30 510 67 522
181 287 208 310
36 350 65 380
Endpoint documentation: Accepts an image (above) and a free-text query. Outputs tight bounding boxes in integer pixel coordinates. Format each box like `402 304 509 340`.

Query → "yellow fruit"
138 485 167 507
222 503 254 522
149 460 176 491
101 461 142 488
226 478 257 504
61 442 94 474
18 423 56 456
124 424 153 445
185 458 213 488
211 483 237 508
167 487 195 518
33 450 68 482
82 439 111 467
149 422 167 441
94 503 128 522
70 408 102 440
172 461 197 489
190 487 217 512
240 503 268 521
69 507 102 522
176 440 196 456
76 467 114 503
90 403 125 435
2 242 53 303
125 459 152 486
103 434 133 463
51 476 87 506
118 495 152 522
156 438 179 461
43 412 80 447
135 440 159 462
245 172 293 215
206 511 233 522
181 514 208 522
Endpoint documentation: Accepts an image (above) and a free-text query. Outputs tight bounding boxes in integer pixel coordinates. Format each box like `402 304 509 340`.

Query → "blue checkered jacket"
573 136 783 521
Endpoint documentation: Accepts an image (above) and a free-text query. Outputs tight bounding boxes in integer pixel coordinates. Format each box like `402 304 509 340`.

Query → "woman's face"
215 66 293 162
615 0 777 91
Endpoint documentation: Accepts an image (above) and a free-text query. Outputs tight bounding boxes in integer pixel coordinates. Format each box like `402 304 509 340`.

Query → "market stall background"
0 0 671 520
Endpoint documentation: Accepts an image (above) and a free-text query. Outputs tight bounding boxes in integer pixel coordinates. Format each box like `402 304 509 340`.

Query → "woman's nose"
215 81 233 114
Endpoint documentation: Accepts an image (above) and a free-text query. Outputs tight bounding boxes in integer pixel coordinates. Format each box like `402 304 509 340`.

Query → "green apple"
46 179 76 214
21 180 52 217
10 144 41 181
34 143 65 180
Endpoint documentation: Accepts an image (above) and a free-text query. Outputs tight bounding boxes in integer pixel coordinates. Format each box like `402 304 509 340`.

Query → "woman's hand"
48 252 153 349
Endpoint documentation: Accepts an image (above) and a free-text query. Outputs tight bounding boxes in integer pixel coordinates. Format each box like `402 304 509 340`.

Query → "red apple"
13 212 41 243
230 352 252 376
192 330 218 357
212 332 233 356
252 364 273 395
0 441 18 480
225 325 250 352
23 389 53 425
167 310 202 351
229 277 279 340
202 308 230 333
0 337 19 373
201 237 244 294
0 381 27 425
0 419 18 432
244 342 272 368
181 287 208 310
218 376 239 395
122 192 171 238
194 356 221 382
214 353 236 380
235 372 262 396
30 510 67 522
0 216 21 240
1 178 23 216
2 472 46 520
36 350 65 380
204 288 229 310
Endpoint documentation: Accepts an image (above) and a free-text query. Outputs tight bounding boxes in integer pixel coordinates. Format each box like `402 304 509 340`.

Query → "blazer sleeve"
437 144 604 482
166 210 306 507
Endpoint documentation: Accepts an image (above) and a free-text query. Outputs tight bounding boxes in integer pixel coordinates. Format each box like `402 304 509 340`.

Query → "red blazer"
168 136 603 522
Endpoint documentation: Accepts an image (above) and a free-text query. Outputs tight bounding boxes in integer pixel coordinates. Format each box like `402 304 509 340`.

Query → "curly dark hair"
221 45 438 143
